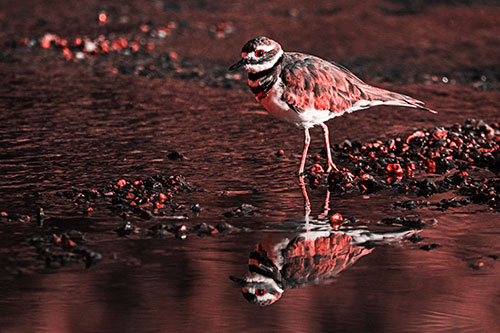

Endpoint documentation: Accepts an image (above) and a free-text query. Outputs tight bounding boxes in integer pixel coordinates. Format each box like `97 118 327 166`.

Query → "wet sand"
0 0 499 332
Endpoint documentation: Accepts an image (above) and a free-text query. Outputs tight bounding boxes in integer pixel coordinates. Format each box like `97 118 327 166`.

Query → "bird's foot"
326 163 339 173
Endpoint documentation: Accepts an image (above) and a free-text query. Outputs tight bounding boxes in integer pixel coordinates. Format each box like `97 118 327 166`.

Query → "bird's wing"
280 53 435 114
280 54 369 114
281 233 373 288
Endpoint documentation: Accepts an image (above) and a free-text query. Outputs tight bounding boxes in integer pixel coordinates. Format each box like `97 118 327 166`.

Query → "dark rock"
393 200 428 210
470 260 486 270
381 217 426 229
190 223 216 236
223 203 257 217
29 231 101 269
215 222 238 234
148 223 174 239
172 224 188 239
83 250 103 268
167 151 184 160
409 233 424 243
412 179 439 197
420 243 442 251
115 221 139 236
191 203 201 213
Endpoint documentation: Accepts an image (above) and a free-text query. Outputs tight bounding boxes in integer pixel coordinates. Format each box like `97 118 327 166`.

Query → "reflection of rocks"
223 203 257 217
231 226 417 306
30 231 102 269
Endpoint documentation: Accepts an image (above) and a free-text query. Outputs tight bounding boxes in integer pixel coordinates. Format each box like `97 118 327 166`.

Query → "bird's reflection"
230 186 418 306
231 224 417 306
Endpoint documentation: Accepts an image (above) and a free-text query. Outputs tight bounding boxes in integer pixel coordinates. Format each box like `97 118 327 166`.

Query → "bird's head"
228 36 283 74
230 272 283 306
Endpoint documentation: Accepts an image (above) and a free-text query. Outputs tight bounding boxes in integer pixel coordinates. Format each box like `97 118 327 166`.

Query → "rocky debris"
309 120 500 211
469 260 486 270
457 177 500 210
29 231 102 269
380 217 427 229
393 199 430 210
148 223 180 239
115 221 140 236
190 222 217 236
59 174 194 220
147 221 245 239
409 233 424 243
436 197 472 211
0 212 33 224
12 23 245 89
223 203 257 217
395 172 499 212
190 203 201 213
16 20 179 62
13 24 500 91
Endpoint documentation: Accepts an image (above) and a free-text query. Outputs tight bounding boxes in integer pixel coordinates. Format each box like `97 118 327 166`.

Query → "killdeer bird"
229 36 436 177
230 226 417 306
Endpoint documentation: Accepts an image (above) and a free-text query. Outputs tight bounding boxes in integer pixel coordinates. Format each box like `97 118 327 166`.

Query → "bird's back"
280 52 434 115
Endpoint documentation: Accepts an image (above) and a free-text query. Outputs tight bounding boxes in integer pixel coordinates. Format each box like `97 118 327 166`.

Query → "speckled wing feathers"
280 53 431 114
280 233 372 288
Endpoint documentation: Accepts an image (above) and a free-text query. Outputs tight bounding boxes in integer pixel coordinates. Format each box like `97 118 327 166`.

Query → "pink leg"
318 189 331 220
299 176 311 213
320 123 339 172
298 128 311 176
298 129 311 211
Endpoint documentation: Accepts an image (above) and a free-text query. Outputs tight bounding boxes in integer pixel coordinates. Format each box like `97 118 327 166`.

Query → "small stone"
172 224 187 239
189 203 200 213
470 261 485 270
223 203 257 217
84 250 103 268
420 243 442 251
115 221 138 236
190 223 216 236
167 151 184 160
409 234 424 243
215 222 237 234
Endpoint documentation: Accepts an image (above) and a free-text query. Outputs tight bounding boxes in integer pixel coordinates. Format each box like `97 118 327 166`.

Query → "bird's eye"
255 50 265 57
255 289 266 296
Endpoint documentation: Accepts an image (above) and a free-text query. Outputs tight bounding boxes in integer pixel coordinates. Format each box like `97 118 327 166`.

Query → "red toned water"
1 0 500 331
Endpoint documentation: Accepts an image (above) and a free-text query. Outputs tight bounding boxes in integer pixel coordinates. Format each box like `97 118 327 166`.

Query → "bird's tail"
365 86 437 114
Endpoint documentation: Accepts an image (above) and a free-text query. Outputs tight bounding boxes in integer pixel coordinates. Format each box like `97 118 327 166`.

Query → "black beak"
228 58 246 71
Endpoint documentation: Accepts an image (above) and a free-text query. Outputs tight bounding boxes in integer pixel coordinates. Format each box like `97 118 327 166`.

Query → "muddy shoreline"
1 0 499 331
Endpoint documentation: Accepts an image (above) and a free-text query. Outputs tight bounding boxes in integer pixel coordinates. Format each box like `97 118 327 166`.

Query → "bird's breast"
258 78 303 125
258 78 336 129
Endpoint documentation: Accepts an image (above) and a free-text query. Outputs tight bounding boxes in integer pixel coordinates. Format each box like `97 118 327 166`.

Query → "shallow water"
1 56 499 332
1 0 500 329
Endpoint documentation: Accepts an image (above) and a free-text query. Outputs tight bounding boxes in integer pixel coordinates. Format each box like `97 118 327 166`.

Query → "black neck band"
248 54 284 81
